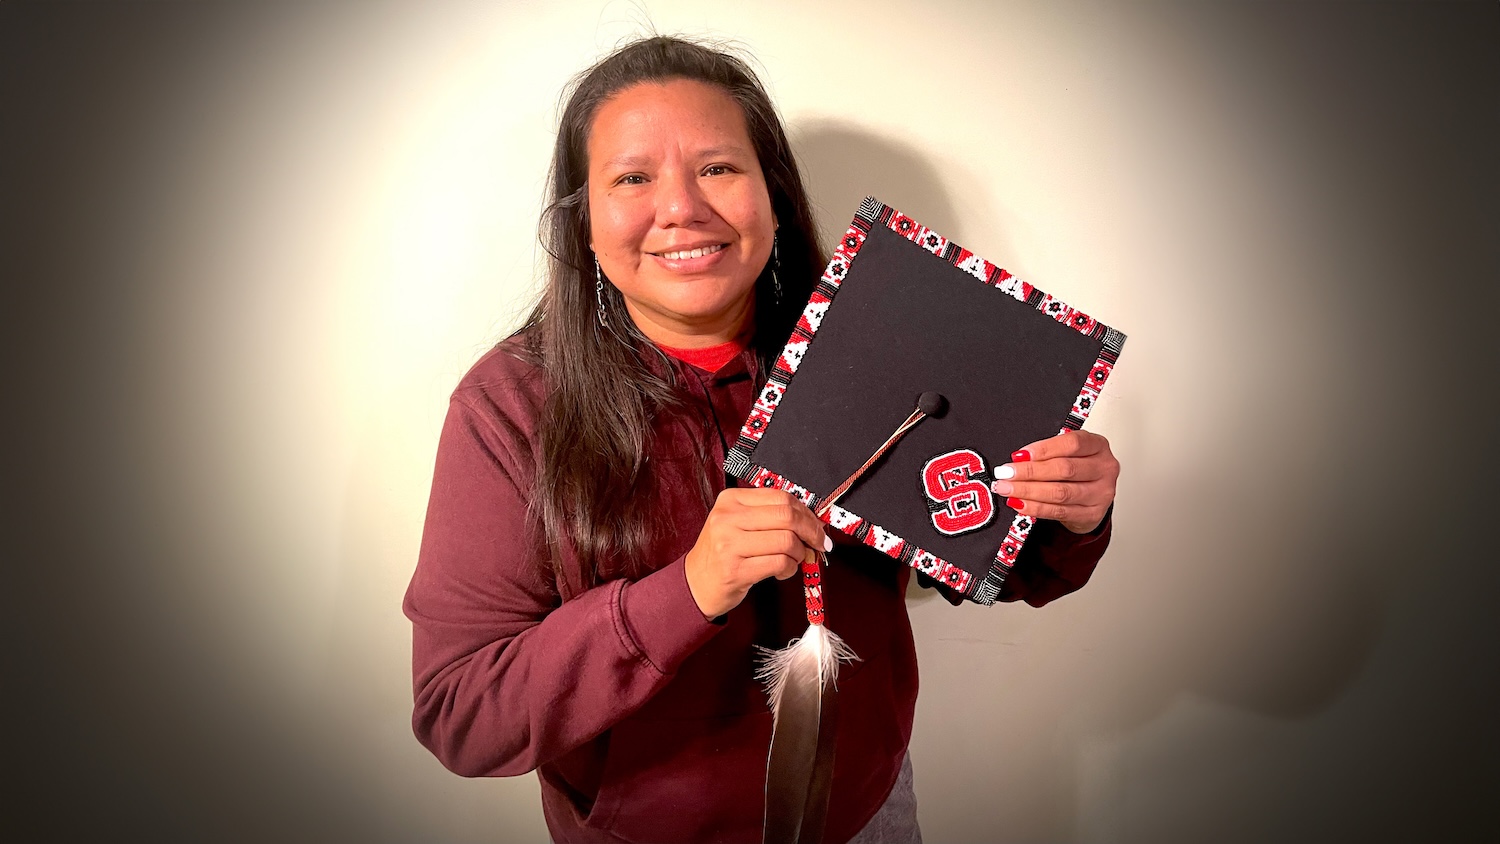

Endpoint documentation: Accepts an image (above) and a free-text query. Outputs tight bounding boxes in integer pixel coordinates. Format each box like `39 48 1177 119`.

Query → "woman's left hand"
989 429 1119 534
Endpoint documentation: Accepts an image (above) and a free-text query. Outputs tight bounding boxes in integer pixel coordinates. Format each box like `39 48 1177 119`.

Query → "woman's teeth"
659 244 725 260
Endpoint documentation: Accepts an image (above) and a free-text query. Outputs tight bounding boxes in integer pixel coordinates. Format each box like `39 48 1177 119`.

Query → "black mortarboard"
725 197 1127 605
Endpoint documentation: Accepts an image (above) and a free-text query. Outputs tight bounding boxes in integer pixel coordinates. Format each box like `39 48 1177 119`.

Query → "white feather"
755 624 859 724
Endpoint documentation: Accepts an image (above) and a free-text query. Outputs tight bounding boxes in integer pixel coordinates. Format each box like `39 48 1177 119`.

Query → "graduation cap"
728 197 1126 844
728 195 1125 604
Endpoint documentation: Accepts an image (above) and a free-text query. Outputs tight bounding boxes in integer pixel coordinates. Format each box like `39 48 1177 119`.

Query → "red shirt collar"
657 337 749 374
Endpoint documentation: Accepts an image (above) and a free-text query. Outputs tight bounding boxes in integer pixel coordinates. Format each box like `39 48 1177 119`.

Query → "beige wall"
7 1 1494 841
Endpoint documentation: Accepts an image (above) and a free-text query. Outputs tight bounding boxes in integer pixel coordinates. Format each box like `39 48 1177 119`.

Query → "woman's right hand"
684 488 832 619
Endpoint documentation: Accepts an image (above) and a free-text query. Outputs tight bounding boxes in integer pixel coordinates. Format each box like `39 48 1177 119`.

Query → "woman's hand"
685 488 832 619
989 429 1119 534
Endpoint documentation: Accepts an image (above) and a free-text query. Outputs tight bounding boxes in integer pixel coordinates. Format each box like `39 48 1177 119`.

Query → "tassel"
757 392 946 844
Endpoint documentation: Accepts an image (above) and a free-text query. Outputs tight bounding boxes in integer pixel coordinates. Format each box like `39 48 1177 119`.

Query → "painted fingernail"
1011 449 1031 462
1006 497 1024 511
823 534 833 552
991 480 1013 496
993 465 1015 480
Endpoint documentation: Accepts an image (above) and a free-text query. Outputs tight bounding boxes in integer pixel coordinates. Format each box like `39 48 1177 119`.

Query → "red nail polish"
1006 497 1024 511
1011 449 1031 462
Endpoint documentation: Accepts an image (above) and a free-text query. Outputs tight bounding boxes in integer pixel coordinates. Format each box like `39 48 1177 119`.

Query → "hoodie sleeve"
402 391 723 777
916 508 1113 607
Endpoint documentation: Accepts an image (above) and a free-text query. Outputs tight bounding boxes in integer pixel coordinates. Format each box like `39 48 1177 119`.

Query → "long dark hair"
514 36 825 592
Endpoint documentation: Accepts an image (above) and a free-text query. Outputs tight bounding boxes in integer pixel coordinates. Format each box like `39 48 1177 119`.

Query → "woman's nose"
654 169 712 227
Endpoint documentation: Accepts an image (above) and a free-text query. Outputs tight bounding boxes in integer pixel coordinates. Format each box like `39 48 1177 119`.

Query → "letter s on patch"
921 449 996 536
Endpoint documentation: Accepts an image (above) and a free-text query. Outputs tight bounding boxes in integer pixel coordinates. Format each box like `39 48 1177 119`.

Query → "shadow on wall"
790 119 1002 263
785 119 1384 836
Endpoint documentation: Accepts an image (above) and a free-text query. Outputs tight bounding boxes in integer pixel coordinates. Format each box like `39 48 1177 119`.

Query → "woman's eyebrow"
598 153 653 170
694 145 752 159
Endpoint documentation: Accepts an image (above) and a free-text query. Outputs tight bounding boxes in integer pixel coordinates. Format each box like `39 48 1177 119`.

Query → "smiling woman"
587 79 778 347
402 35 1113 844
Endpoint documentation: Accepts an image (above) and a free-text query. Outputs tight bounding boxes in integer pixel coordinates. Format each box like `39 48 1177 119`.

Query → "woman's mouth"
654 243 727 260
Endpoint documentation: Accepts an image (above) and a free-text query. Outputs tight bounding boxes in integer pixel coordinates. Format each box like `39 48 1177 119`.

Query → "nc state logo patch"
921 449 996 536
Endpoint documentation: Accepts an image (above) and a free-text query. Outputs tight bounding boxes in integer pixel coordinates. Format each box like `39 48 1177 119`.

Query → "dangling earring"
772 235 783 306
594 255 608 327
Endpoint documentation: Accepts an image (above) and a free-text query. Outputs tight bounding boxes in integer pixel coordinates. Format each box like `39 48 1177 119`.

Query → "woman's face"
587 79 776 347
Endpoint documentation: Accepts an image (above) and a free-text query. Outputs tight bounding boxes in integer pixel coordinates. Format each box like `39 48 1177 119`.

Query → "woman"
404 36 1118 844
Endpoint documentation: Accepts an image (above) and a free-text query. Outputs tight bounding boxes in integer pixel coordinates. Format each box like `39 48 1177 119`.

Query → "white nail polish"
994 465 1015 480
823 535 834 552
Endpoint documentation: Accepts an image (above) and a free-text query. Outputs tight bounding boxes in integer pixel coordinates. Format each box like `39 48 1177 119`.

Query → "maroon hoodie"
404 338 1111 844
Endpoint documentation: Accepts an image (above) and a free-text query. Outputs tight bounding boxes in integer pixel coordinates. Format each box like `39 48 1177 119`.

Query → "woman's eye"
703 164 734 176
616 174 647 186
